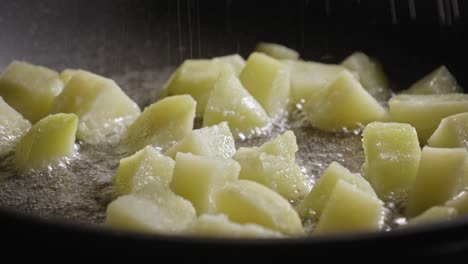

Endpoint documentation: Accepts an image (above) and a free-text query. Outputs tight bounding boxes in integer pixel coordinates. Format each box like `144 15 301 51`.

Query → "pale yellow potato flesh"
362 122 421 200
407 206 458 225
304 70 389 132
53 70 141 144
165 121 236 159
239 52 290 117
59 69 80 84
297 161 376 219
255 42 300 60
112 146 175 197
428 112 468 149
106 185 196 235
15 113 78 171
214 179 304 235
161 59 234 116
120 95 196 153
0 97 31 157
190 214 284 238
341 52 391 101
233 131 309 201
170 153 240 215
0 61 63 123
445 191 468 215
404 65 461 95
283 60 347 105
202 72 269 138
406 147 468 217
314 180 384 234
212 54 246 76
389 93 468 144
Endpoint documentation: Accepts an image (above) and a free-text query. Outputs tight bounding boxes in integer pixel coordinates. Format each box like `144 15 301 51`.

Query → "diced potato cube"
60 69 80 84
407 206 458 225
255 42 300 60
112 146 175 197
233 131 309 201
389 93 468 144
190 214 283 238
404 66 461 95
445 191 468 215
239 52 290 117
314 180 384 234
170 153 240 215
406 147 468 217
53 70 141 144
121 95 196 153
203 72 269 138
342 52 391 101
362 122 421 200
165 122 235 159
214 179 304 235
297 161 376 218
305 70 389 132
0 61 63 123
284 60 347 104
161 59 233 116
0 97 31 157
212 54 246 76
15 113 78 171
428 112 468 149
106 185 196 234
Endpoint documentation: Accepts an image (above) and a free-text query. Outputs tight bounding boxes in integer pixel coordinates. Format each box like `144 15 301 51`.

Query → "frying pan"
1 0 468 256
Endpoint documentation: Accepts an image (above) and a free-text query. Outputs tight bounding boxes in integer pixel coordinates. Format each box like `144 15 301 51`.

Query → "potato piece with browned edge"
239 52 290 117
112 146 175 197
314 180 384 234
0 61 63 123
121 95 196 153
15 113 78 171
214 179 304 235
170 153 240 215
